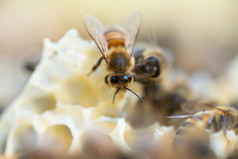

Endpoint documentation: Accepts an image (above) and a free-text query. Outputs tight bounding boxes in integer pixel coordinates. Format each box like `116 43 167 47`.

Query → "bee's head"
104 73 142 103
105 73 134 88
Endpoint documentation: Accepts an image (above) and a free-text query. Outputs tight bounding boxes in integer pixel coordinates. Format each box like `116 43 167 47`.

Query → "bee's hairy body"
107 46 134 73
173 106 238 159
103 28 135 89
174 106 238 145
84 10 142 102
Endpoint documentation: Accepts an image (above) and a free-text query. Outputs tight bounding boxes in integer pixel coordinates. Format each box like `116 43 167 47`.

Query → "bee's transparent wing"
166 115 192 119
84 15 109 62
181 101 214 114
168 102 215 119
124 10 142 57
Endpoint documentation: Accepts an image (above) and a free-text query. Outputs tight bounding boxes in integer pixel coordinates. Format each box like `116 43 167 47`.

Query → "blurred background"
0 0 238 109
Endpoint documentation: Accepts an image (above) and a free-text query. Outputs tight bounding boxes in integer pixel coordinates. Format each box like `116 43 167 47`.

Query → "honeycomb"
0 29 174 158
0 29 238 159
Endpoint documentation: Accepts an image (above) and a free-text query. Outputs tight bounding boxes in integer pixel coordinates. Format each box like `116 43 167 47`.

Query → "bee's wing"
181 101 214 114
84 15 109 62
124 10 142 58
166 114 193 119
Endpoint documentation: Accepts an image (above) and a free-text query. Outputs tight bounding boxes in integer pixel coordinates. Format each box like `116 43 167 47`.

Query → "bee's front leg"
87 57 104 76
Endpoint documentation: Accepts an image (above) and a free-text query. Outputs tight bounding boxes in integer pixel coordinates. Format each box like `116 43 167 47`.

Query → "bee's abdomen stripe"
192 115 204 121
182 121 193 127
104 28 126 46
207 116 215 129
104 28 124 35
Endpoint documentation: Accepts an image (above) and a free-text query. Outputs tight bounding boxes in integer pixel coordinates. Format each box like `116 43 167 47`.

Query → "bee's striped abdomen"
174 112 212 145
104 28 126 47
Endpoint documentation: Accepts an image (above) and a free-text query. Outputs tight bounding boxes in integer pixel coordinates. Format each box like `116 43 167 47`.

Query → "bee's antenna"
124 87 143 102
150 33 157 47
113 88 121 103
147 30 157 50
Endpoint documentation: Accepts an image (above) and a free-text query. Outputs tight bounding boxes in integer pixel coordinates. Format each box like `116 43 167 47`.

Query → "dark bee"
132 47 167 82
127 46 189 127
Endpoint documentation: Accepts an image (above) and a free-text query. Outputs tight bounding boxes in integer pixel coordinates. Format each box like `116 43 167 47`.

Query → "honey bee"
84 10 142 103
172 103 238 159
173 103 238 137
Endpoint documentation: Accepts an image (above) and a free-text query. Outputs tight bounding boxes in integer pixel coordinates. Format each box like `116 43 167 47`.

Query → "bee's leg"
87 57 104 76
220 115 229 143
221 115 227 136
207 115 216 131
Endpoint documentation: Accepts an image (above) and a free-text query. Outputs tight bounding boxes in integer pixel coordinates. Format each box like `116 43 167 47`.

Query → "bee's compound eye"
105 75 109 84
128 74 132 81
110 76 119 84
124 74 131 81
123 75 128 80
147 56 161 78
